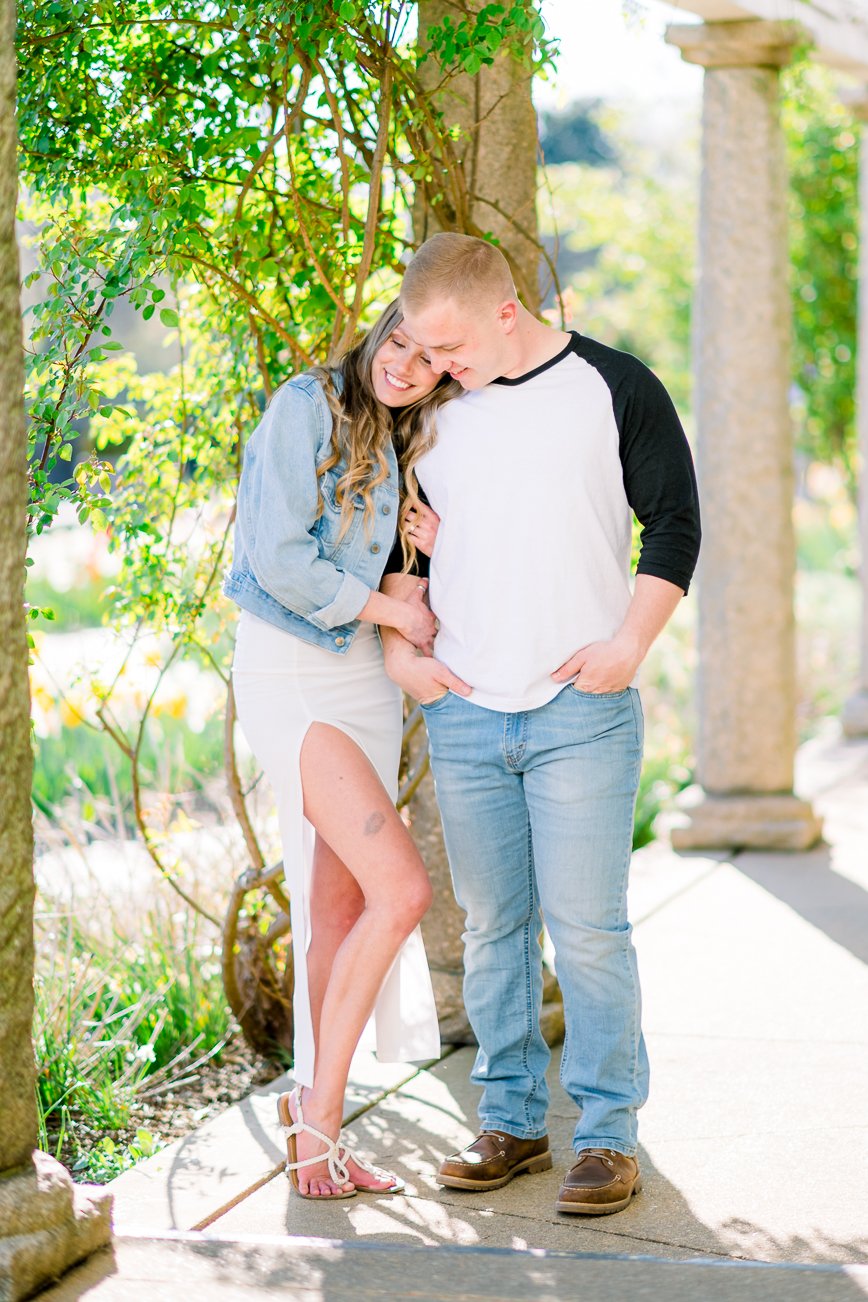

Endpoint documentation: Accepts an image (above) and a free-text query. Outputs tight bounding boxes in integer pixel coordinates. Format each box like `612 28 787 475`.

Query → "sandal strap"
338 1138 392 1182
282 1089 350 1184
281 1116 334 1150
285 1143 350 1185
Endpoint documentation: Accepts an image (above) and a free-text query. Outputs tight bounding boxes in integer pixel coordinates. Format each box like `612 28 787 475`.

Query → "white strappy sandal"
337 1135 405 1195
276 1087 356 1200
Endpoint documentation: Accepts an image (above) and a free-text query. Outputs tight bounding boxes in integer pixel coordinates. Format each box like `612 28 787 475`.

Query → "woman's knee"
370 868 433 935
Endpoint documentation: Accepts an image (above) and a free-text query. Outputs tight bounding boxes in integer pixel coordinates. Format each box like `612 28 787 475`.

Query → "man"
381 233 700 1215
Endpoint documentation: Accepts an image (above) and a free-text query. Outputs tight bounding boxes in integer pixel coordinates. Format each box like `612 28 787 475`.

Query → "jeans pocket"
420 692 451 710
568 684 630 700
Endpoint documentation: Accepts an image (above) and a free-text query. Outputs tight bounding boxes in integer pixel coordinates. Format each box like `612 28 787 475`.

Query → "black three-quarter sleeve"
573 336 701 594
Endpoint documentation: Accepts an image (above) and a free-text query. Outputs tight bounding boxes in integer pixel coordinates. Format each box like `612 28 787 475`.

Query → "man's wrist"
613 627 647 666
382 631 417 666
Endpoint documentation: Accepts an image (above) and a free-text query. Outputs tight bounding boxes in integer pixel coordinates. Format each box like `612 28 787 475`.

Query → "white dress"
231 608 441 1086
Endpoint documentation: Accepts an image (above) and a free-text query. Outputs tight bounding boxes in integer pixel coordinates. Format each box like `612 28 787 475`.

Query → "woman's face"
371 326 439 408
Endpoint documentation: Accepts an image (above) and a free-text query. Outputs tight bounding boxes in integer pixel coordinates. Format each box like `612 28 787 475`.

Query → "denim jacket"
223 372 399 653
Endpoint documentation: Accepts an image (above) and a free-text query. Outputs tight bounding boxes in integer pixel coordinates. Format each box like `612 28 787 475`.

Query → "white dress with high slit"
231 608 441 1087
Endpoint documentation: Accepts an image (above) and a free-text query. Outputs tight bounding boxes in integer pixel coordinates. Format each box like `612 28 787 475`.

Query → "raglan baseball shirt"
408 331 701 714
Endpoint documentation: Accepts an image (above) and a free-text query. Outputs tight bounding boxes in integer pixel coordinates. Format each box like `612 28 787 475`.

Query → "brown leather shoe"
555 1148 642 1214
436 1131 552 1191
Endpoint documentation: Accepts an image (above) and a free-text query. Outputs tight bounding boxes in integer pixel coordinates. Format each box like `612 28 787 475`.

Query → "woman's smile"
383 368 412 392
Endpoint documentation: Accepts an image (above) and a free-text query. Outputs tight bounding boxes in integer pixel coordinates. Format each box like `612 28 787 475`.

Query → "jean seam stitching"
520 814 536 1132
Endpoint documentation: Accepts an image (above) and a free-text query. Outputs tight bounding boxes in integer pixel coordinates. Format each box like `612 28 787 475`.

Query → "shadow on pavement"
736 847 868 965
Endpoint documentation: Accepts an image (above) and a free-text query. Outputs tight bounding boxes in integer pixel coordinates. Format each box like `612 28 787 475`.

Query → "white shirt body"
418 346 634 713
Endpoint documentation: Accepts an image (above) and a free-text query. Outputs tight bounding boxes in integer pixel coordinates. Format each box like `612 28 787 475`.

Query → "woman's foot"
280 1088 355 1199
338 1142 405 1194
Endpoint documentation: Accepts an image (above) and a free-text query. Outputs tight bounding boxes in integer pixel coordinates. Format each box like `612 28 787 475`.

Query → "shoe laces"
578 1148 618 1168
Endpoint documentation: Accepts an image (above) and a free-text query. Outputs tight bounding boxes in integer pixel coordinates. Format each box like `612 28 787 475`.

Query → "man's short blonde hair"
401 232 516 312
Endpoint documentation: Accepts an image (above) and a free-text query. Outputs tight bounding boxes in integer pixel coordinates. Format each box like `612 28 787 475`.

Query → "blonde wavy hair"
313 299 461 572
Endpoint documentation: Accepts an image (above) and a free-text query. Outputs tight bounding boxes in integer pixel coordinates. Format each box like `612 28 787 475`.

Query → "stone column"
665 20 822 850
841 89 868 737
0 0 112 1295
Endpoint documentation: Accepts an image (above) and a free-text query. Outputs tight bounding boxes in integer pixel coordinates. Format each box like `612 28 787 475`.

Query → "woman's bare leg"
289 723 432 1197
306 835 407 1191
307 834 364 1048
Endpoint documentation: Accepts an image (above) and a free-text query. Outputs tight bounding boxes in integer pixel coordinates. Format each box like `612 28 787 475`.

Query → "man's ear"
497 299 519 333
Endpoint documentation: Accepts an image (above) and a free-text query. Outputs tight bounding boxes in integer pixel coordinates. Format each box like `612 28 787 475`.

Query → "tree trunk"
0 3 112 1293
0 0 38 1182
416 0 542 310
410 2 564 1047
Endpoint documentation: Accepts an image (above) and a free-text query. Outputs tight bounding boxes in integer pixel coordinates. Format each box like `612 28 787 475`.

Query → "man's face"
400 297 514 390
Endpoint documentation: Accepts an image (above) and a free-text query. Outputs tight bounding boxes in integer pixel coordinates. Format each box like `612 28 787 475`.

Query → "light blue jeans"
422 684 649 1156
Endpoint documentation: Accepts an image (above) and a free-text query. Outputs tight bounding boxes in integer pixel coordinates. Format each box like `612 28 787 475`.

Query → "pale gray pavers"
633 857 868 1264
102 728 868 1282
108 1054 431 1235
105 838 720 1242
208 1045 695 1259
41 1233 868 1301
212 797 868 1266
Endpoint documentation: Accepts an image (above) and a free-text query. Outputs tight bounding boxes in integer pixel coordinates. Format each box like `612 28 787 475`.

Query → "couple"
225 233 701 1214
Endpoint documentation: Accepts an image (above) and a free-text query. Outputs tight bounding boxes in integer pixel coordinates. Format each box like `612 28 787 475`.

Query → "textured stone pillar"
665 20 822 850
0 0 112 1295
841 88 868 737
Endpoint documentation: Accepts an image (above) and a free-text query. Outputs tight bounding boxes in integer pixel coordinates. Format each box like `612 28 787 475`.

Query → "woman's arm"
238 381 434 648
359 584 436 655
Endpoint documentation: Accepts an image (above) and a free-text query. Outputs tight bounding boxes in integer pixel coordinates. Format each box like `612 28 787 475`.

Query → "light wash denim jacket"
223 372 399 653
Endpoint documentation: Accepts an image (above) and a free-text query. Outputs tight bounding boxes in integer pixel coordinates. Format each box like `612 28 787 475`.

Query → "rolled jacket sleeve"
241 382 371 629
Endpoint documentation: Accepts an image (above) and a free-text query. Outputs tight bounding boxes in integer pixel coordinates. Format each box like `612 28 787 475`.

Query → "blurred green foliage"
784 60 859 487
31 716 226 822
544 68 860 485
25 574 107 632
543 148 694 415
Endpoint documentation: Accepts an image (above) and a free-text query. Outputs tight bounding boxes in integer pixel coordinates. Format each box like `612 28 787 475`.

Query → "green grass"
34 904 232 1183
32 714 227 823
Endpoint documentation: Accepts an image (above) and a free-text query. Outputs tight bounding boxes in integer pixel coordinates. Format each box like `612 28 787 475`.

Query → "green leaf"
159 308 179 328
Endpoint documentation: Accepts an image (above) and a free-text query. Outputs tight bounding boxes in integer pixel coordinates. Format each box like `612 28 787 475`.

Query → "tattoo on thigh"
364 811 386 837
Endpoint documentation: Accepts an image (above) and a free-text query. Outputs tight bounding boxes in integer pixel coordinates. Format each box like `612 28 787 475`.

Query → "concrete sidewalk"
41 727 868 1299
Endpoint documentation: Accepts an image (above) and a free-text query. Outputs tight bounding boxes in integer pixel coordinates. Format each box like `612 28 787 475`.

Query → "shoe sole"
555 1175 642 1215
436 1151 553 1191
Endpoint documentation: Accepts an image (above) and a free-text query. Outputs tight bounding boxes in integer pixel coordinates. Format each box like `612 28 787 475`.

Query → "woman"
224 301 457 1200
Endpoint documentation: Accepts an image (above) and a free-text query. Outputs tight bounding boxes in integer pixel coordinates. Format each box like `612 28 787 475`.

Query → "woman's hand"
395 579 438 654
404 503 440 558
